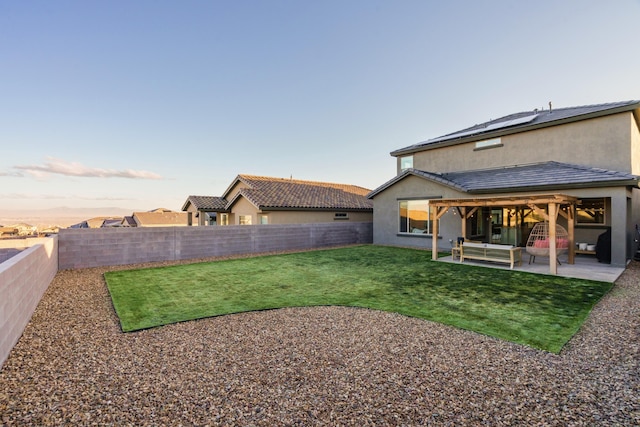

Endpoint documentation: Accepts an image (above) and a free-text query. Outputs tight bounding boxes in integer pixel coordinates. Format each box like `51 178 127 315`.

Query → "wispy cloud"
13 157 163 180
0 171 24 177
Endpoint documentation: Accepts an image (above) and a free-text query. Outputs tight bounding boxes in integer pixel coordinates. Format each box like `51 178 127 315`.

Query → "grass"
104 245 612 353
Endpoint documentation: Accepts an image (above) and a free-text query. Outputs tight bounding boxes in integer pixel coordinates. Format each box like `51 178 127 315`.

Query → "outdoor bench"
460 242 522 269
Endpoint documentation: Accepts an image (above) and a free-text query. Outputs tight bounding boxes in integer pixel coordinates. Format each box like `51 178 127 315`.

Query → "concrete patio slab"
439 253 625 283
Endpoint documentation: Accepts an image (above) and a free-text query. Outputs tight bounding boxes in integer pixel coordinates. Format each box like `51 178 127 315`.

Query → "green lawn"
104 245 612 353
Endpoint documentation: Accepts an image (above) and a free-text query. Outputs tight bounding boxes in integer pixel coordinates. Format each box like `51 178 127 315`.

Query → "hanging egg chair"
525 222 570 258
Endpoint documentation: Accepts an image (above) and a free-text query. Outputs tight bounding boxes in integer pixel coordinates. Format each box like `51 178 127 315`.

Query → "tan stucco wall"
230 197 258 225
225 181 250 201
228 196 372 225
411 112 635 174
263 210 372 224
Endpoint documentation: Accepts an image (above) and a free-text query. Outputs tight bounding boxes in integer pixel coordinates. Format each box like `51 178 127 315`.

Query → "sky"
2 0 640 213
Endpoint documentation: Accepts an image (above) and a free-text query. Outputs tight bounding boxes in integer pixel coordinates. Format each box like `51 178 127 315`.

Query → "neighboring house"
72 217 122 229
132 209 189 227
120 216 137 227
182 196 228 226
69 221 89 229
5 223 38 236
101 218 124 227
0 227 19 238
182 174 373 226
368 100 640 269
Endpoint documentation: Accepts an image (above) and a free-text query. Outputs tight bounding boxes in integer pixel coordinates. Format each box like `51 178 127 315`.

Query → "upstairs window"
474 138 502 150
400 155 413 171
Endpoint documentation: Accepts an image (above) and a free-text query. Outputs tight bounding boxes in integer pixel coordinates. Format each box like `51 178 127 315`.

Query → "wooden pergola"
430 194 578 275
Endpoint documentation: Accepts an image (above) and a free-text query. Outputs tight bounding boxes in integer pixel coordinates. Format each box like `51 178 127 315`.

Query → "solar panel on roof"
424 113 539 144
483 113 538 132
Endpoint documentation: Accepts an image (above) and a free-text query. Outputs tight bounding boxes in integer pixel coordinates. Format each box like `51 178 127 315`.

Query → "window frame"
334 212 349 220
400 155 414 171
576 198 606 225
239 215 252 225
473 137 502 151
398 199 438 236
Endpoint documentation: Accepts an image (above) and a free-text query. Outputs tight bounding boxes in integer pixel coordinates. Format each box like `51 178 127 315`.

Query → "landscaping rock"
1 255 638 425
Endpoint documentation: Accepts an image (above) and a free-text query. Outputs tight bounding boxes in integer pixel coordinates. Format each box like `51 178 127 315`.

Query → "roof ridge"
238 174 370 190
486 100 640 124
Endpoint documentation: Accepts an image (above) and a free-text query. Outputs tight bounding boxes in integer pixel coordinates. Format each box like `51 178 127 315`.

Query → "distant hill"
0 207 143 228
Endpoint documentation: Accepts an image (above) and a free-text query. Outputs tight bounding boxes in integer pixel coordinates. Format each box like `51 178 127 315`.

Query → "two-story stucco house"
183 174 373 226
368 100 640 270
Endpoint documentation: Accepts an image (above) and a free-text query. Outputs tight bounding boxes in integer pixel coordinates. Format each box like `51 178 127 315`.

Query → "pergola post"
431 206 439 260
431 206 450 260
567 205 575 264
460 207 467 240
549 202 558 275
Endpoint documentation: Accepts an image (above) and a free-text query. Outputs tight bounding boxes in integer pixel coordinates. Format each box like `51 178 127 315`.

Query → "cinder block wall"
0 237 58 369
59 222 373 269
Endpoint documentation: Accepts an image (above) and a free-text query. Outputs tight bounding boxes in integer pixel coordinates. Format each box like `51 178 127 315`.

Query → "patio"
440 252 625 283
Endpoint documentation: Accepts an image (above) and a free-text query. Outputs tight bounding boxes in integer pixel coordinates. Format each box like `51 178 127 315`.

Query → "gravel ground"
1 254 638 426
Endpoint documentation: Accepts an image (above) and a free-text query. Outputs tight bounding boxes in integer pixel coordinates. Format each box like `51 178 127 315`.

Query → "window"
577 198 605 225
259 215 268 224
239 215 252 225
399 200 437 235
474 138 502 149
206 212 216 226
220 214 229 226
334 212 349 220
400 155 413 171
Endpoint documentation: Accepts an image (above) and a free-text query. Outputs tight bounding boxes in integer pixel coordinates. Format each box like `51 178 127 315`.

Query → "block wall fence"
58 222 373 269
0 237 59 369
0 223 372 369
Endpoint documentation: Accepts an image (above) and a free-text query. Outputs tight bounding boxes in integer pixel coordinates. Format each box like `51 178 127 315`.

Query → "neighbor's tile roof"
230 175 373 210
391 100 640 156
183 195 228 211
368 162 639 198
133 211 189 226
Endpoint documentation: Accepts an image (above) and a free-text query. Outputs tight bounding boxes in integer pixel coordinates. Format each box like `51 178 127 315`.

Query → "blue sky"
2 0 639 212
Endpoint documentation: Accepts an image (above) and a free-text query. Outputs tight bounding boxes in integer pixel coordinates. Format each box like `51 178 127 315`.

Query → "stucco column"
610 194 628 267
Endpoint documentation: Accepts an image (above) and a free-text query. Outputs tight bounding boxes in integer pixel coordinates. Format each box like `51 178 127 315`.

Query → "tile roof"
133 211 189 226
231 175 373 210
443 161 639 193
392 100 640 156
183 195 228 211
368 162 639 198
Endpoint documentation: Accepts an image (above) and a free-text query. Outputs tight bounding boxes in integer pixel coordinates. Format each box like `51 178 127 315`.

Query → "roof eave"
468 179 639 194
367 169 468 199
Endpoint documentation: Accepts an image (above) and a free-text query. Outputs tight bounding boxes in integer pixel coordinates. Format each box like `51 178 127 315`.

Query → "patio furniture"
525 222 569 264
460 242 522 269
451 237 481 260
